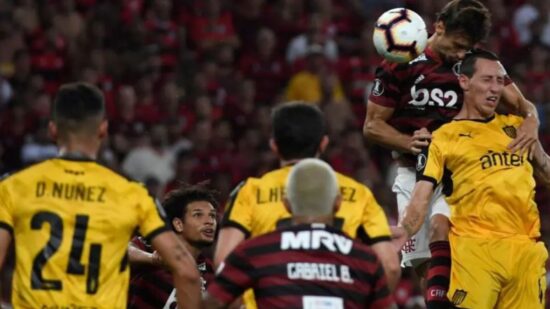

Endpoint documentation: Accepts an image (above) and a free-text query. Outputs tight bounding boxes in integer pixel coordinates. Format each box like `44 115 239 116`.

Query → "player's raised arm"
151 231 201 309
0 229 11 272
397 180 434 244
531 140 550 188
364 101 431 155
501 82 540 155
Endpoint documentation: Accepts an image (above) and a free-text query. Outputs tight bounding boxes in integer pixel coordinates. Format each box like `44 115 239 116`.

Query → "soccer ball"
373 8 428 63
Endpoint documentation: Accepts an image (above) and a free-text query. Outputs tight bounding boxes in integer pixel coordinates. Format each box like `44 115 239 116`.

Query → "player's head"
284 158 341 220
49 82 107 146
270 102 328 161
163 184 218 248
432 0 491 62
458 49 505 118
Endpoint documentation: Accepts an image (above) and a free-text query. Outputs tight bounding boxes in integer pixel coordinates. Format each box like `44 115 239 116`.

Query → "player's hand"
390 226 408 253
151 250 164 267
410 128 431 154
509 115 538 159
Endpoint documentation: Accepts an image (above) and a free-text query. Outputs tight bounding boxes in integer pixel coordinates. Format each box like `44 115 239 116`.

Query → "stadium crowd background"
0 0 549 307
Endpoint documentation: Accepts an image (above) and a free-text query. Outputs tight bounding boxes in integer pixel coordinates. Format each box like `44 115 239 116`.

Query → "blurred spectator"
122 123 175 189
144 0 182 74
13 0 40 35
164 149 197 193
286 12 338 65
53 0 84 42
189 0 239 54
239 27 288 104
513 0 541 46
285 44 346 104
20 120 57 166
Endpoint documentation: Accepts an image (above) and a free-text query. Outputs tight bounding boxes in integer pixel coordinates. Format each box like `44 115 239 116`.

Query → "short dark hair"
51 82 105 135
437 0 491 45
271 102 326 160
162 184 218 229
459 48 500 77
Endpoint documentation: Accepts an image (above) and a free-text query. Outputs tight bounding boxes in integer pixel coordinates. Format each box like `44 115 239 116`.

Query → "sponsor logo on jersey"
451 289 468 306
416 154 427 171
281 230 353 254
408 86 459 108
502 125 517 138
479 150 525 170
452 62 462 76
409 53 427 65
458 132 472 138
372 79 384 96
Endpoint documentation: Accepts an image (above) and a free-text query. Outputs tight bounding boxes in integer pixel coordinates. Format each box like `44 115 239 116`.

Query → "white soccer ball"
373 8 428 63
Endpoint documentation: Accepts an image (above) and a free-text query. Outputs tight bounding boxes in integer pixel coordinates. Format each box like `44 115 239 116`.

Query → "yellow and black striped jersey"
0 157 168 309
417 114 540 239
223 165 392 244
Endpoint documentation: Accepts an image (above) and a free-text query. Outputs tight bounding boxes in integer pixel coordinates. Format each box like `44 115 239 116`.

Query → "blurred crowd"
0 0 550 307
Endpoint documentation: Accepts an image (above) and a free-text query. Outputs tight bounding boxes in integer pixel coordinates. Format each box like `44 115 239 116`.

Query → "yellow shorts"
448 235 548 309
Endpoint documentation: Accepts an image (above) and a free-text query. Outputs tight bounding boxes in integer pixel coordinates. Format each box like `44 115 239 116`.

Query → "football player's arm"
203 293 228 309
363 102 431 154
531 140 550 188
370 241 400 291
399 180 434 239
127 242 164 267
214 227 245 268
0 229 11 272
395 142 443 247
214 181 251 268
501 83 539 154
0 183 13 272
359 190 400 291
151 232 201 309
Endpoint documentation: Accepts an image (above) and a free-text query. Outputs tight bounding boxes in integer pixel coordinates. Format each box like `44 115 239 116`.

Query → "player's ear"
283 198 292 214
48 121 58 141
172 218 184 233
333 195 342 214
269 138 280 156
318 135 329 155
458 74 469 91
434 21 445 35
98 119 108 139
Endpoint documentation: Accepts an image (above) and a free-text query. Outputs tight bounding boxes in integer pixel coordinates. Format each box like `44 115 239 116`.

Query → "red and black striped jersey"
128 237 214 309
368 47 512 135
208 224 394 309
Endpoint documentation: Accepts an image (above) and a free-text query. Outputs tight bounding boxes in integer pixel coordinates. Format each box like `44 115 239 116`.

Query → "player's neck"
181 238 202 260
292 215 334 226
455 102 495 120
58 139 100 160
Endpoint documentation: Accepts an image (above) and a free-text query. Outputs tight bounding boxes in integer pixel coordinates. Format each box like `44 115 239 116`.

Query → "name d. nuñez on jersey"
479 150 525 170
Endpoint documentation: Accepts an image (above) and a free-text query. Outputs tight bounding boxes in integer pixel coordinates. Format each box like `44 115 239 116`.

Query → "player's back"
0 157 166 308
224 165 390 241
211 224 393 309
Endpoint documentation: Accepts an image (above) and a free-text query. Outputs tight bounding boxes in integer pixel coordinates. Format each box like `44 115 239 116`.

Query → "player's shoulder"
496 113 523 125
378 53 430 72
90 161 151 195
432 120 462 138
335 171 371 195
0 159 53 185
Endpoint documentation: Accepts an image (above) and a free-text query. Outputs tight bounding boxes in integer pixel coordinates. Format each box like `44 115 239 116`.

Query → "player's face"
182 201 217 247
435 32 473 63
464 59 507 117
